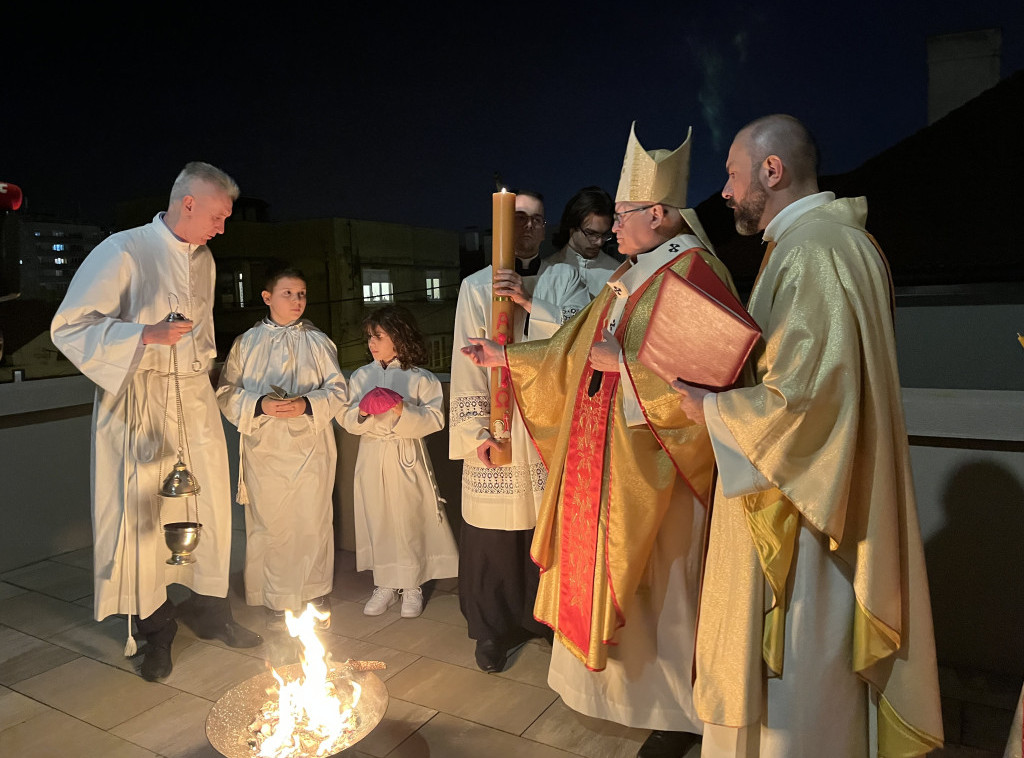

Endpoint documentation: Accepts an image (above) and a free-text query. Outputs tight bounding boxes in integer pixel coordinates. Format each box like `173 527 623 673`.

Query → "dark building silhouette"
696 69 1024 293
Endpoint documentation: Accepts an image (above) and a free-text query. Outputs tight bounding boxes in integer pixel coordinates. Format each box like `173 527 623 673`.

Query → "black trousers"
134 592 232 641
458 523 550 645
135 599 177 644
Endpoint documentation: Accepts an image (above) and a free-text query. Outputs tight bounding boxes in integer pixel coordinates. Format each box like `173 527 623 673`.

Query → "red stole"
555 250 694 658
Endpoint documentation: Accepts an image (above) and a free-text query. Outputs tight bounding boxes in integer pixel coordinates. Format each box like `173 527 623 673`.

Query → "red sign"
0 182 23 211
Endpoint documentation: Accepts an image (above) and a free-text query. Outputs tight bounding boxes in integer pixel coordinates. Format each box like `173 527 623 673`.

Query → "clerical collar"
764 191 835 243
605 234 702 298
515 255 541 276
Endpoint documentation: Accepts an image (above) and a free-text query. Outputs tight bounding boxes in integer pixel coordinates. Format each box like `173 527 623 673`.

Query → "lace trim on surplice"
463 460 547 496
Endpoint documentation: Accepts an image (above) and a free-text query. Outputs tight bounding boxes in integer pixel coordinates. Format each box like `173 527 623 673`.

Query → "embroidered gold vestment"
506 242 738 670
695 198 943 757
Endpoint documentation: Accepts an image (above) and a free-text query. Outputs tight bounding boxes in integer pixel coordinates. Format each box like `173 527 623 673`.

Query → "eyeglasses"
578 226 614 244
612 204 656 225
515 212 546 229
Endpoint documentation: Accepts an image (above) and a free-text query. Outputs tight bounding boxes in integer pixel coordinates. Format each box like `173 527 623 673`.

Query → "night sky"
7 2 1024 232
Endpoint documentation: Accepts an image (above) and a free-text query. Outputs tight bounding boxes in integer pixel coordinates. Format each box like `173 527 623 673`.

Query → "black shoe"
637 730 700 758
195 621 263 648
140 643 172 681
474 639 508 673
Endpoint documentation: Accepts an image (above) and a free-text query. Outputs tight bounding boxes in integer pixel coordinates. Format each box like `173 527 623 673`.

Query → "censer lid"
160 458 201 498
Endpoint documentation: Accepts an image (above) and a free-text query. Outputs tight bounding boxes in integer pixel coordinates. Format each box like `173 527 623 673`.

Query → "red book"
637 252 761 389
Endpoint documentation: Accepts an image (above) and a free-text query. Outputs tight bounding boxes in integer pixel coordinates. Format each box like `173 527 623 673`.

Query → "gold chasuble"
697 197 943 757
505 237 737 671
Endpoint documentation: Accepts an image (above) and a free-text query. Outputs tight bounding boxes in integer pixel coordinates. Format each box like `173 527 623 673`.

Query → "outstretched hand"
671 379 710 425
461 337 505 368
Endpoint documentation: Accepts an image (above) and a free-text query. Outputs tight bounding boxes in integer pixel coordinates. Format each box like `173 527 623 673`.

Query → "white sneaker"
401 587 423 618
363 587 398 616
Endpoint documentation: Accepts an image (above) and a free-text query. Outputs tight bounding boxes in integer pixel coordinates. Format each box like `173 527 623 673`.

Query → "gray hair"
169 161 240 202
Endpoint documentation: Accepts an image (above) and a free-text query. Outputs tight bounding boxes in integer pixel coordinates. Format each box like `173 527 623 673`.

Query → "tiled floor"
0 546 655 758
0 545 1018 758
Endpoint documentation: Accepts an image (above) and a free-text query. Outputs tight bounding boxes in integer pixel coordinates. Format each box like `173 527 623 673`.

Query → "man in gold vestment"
464 123 740 758
675 114 944 758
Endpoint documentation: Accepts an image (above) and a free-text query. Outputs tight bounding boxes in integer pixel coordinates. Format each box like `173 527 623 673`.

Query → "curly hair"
362 305 429 369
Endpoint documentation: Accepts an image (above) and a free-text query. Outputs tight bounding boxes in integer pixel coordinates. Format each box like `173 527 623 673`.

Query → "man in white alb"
52 162 262 682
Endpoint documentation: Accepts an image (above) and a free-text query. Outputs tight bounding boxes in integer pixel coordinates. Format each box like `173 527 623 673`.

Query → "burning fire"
247 603 360 757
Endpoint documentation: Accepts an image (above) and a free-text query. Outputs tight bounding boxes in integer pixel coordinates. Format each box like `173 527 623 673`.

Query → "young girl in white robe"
217 266 348 630
338 305 458 618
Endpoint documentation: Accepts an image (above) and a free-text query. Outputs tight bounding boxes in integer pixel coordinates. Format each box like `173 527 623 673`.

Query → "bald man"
674 115 944 758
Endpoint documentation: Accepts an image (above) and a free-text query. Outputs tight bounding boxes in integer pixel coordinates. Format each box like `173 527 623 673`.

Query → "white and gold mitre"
615 122 692 207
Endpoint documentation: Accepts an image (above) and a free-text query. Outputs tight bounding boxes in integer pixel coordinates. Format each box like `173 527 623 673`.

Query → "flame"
255 603 360 757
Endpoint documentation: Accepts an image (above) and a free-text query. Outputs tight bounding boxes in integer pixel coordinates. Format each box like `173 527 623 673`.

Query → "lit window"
362 268 394 303
53 243 65 251
54 257 65 264
426 272 441 301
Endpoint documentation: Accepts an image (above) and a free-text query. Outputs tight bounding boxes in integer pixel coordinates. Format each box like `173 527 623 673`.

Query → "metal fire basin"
206 662 388 758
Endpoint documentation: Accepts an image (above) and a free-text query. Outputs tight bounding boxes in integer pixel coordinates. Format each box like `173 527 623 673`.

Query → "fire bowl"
206 662 388 758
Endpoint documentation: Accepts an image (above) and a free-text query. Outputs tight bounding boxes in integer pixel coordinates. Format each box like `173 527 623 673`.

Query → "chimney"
927 29 1002 124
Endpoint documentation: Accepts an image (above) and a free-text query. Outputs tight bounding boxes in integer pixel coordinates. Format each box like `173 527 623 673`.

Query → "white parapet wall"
2 376 1022 675
902 388 1024 674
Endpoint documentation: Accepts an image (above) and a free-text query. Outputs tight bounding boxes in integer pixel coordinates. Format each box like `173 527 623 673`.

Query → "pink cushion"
359 387 404 415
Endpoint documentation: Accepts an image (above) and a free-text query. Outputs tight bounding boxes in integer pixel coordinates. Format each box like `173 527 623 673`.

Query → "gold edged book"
638 253 760 389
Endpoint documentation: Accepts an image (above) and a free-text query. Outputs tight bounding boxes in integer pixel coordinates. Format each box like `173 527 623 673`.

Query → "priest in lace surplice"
449 189 590 673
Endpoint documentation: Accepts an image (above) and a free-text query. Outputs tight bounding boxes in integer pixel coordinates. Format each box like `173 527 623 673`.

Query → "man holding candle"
674 114 943 757
449 188 590 673
461 124 737 757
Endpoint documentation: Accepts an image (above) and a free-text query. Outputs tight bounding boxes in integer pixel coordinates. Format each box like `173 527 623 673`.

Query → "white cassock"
448 260 590 528
216 318 347 610
545 245 621 298
51 214 230 622
338 359 457 588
